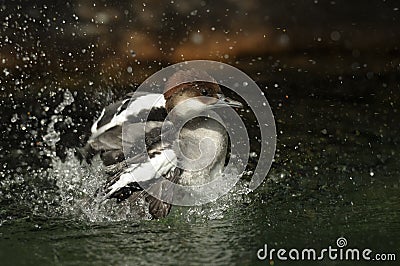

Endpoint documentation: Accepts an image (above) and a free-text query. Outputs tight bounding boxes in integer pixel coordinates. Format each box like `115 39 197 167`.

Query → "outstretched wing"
98 144 182 218
79 92 166 164
81 91 181 218
102 146 177 198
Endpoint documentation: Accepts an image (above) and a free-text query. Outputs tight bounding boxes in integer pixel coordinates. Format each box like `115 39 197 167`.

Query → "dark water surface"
0 69 399 265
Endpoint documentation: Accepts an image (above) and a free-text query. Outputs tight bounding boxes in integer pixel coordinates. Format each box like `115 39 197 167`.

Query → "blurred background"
1 0 399 86
0 1 399 265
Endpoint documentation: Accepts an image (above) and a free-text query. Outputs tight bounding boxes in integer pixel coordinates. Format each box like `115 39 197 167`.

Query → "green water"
1 71 399 265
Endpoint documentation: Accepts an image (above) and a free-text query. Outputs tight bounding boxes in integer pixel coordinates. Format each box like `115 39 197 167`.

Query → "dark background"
1 0 399 86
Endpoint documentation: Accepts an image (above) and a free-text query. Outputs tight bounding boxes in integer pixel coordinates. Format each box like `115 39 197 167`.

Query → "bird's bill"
214 94 243 108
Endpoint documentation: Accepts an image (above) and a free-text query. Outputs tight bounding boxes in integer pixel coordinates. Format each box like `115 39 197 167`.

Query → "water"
0 71 399 265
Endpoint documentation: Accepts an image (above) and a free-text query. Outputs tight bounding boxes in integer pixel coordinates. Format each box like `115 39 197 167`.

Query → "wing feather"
80 92 166 163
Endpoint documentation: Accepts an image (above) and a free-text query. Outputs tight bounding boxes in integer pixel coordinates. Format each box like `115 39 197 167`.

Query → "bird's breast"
177 118 228 186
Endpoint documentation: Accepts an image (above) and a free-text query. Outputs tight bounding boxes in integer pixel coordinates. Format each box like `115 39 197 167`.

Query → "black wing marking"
95 98 129 130
92 92 163 132
79 125 123 164
80 92 167 163
104 166 182 219
146 167 182 219
90 92 165 138
99 145 177 199
83 91 181 218
96 145 182 219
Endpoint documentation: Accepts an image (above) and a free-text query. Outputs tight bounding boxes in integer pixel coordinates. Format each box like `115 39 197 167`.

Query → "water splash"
48 150 250 222
47 149 150 222
170 178 252 222
1 89 254 224
42 89 74 156
38 89 151 222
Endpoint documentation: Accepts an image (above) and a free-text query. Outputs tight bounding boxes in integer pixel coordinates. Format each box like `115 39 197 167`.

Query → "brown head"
163 69 243 117
163 69 223 113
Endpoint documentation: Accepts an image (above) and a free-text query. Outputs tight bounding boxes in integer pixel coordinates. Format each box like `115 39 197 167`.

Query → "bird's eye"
201 89 208 96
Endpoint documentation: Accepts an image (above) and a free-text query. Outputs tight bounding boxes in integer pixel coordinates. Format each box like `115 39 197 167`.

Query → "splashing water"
42 89 75 156
170 177 252 222
48 150 251 222
37 89 151 222
47 149 151 222
1 89 253 224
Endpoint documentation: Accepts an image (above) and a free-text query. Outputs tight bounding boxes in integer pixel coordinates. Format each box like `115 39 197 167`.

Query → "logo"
257 237 397 262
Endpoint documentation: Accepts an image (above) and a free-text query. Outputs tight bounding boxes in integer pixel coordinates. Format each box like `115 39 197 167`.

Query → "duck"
80 69 242 218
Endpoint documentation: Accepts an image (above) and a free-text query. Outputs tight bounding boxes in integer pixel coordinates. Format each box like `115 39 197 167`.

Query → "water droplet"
249 152 258 158
3 68 10 76
10 114 18 123
369 171 374 176
330 31 341 41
